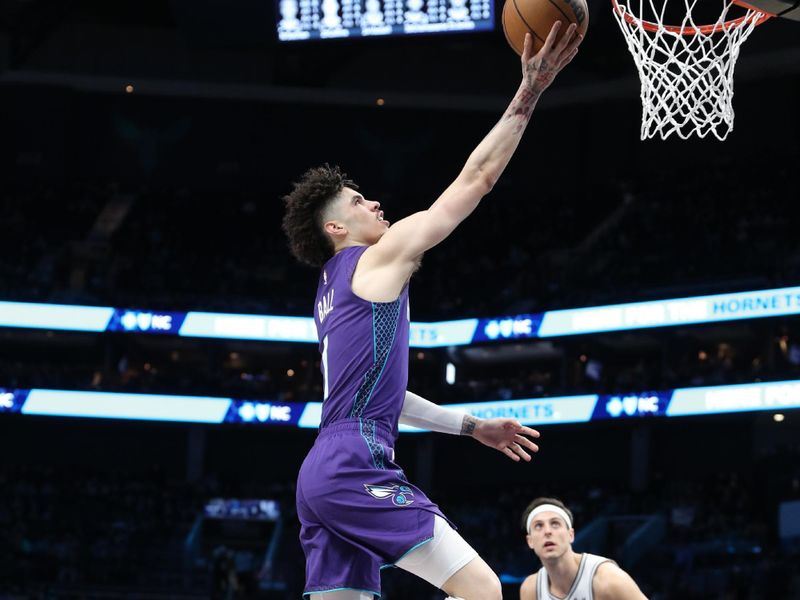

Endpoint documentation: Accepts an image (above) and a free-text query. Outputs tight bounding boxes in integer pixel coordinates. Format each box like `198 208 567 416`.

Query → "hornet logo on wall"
364 484 415 507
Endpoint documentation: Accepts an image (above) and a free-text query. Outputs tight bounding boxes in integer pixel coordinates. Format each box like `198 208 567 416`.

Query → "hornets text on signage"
712 291 800 316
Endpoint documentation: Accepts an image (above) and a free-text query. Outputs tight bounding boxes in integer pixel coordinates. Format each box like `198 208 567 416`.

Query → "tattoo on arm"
502 88 540 134
461 415 478 436
533 58 556 89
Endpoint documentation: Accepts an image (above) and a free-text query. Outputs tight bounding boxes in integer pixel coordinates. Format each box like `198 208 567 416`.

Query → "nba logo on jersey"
323 270 328 285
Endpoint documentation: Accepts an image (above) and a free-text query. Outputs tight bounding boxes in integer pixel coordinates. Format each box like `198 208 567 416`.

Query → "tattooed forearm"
461 415 478 436
503 87 540 133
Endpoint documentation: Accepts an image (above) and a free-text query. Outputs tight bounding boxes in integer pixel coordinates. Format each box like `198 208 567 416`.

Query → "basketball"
502 0 589 56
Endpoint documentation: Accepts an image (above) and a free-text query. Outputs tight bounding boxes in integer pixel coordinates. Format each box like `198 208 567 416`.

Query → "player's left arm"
593 562 648 600
399 391 540 461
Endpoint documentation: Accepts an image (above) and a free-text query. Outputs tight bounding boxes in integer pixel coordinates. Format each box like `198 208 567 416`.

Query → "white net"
611 0 769 140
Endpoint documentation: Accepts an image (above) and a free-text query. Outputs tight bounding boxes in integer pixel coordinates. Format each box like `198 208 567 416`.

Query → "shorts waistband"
318 418 395 444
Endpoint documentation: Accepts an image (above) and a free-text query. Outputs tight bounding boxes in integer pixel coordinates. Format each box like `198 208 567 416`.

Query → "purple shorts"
296 418 449 597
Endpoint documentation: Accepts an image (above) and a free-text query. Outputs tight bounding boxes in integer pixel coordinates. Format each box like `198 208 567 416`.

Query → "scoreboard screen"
276 0 494 41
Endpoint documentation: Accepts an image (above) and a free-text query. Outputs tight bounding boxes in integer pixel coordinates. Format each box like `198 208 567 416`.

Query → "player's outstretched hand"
473 418 540 462
521 22 583 93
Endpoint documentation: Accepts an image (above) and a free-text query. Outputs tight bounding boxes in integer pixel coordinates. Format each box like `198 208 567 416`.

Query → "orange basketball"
502 0 589 56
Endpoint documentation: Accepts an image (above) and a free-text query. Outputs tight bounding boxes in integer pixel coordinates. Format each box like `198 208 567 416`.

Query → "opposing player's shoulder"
520 573 537 600
592 561 648 600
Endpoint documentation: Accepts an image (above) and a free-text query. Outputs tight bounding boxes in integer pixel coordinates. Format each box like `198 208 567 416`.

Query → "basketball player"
282 25 583 600
520 498 648 600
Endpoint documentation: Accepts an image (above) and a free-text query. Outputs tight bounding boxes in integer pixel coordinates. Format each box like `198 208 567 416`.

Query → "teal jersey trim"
350 299 401 469
359 417 385 470
349 299 401 419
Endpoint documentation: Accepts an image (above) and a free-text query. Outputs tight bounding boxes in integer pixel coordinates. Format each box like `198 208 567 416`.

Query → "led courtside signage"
2 380 798 428
3 286 800 346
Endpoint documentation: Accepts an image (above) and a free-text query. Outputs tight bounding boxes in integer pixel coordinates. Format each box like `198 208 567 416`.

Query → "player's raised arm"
371 24 582 268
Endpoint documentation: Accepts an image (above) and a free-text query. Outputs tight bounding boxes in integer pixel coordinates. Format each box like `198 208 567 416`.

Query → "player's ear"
569 528 575 543
322 193 348 240
526 532 536 550
324 219 348 240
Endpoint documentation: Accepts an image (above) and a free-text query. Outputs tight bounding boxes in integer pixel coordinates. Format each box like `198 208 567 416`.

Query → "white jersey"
536 553 614 600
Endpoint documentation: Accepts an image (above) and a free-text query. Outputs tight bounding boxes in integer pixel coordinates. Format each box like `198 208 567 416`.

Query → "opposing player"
520 498 648 600
282 25 583 600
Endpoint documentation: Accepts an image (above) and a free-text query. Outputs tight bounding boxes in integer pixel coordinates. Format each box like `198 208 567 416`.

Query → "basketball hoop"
611 0 771 140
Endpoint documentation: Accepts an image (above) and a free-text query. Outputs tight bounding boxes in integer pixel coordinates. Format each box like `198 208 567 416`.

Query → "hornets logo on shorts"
364 483 415 507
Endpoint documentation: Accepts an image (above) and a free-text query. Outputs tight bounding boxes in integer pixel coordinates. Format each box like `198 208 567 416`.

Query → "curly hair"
282 164 358 267
521 497 574 532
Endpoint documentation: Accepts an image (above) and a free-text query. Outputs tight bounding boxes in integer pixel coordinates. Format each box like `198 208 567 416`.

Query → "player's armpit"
368 173 492 266
352 212 432 301
354 173 491 301
592 563 648 600
520 573 538 600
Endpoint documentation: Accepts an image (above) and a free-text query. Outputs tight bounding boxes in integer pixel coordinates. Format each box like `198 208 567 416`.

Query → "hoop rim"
610 0 771 35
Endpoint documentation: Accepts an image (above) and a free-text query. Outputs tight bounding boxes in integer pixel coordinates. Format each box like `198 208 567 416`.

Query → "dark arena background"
1 0 799 598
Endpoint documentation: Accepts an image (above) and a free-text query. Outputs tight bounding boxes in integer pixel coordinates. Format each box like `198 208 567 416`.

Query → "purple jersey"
297 245 450 597
313 245 409 441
